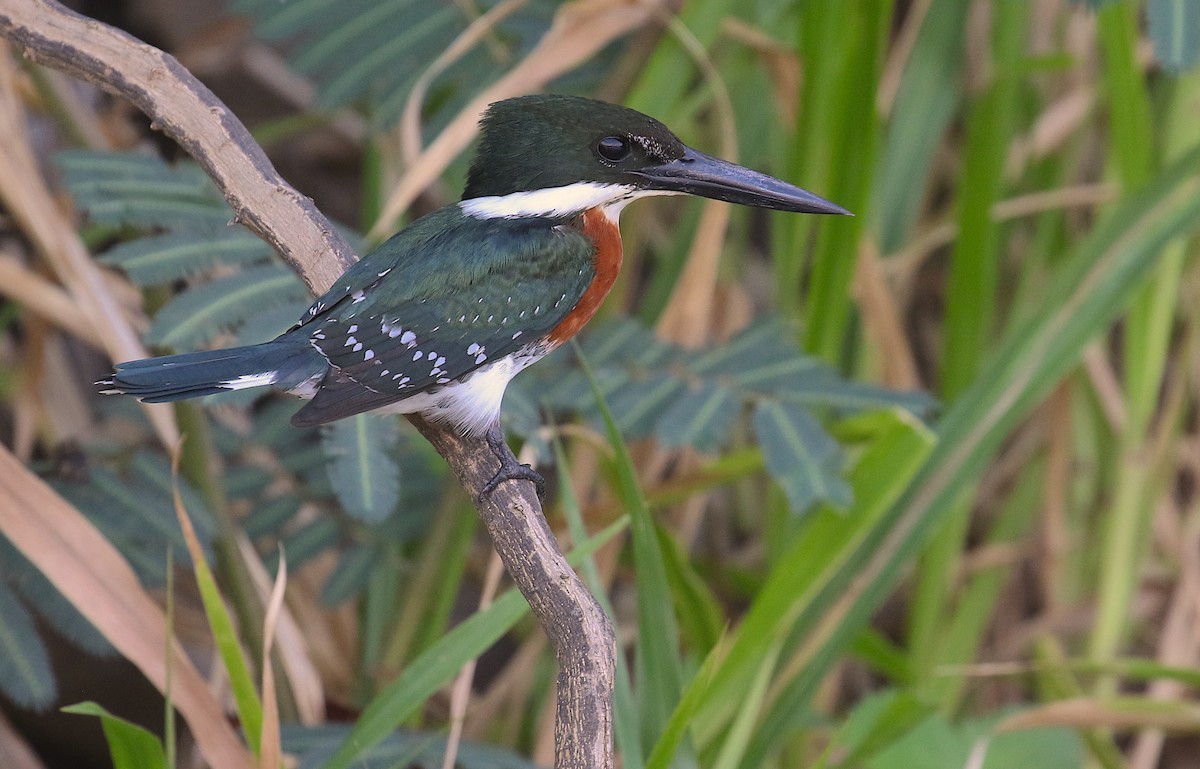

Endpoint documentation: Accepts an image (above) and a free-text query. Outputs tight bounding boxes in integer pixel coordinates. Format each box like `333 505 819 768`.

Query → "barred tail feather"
99 340 321 403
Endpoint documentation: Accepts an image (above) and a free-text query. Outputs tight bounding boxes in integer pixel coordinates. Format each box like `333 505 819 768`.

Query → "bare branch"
0 2 615 768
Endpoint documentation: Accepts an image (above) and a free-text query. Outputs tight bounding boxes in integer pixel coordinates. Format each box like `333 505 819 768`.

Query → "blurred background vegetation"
1 0 1200 767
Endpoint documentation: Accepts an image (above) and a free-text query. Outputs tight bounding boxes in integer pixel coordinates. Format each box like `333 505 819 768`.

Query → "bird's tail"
99 340 321 403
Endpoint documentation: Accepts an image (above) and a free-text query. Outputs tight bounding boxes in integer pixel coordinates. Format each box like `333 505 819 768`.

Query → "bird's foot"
479 426 545 502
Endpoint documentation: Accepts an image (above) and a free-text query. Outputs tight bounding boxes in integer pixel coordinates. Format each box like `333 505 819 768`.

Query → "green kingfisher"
101 95 848 493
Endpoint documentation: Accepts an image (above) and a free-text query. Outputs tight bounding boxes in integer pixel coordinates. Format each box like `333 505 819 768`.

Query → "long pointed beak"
631 146 851 215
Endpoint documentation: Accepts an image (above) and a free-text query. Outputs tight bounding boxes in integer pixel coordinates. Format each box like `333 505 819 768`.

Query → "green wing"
289 207 596 426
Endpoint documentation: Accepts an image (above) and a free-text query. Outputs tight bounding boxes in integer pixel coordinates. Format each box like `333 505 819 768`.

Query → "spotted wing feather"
289 208 595 426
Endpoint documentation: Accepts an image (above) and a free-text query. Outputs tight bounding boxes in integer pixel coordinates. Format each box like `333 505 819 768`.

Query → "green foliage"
51 451 217 585
525 319 932 514
320 414 402 523
753 400 852 512
98 230 274 284
865 711 1082 769
56 150 232 231
283 724 540 769
63 702 167 769
0 541 114 711
232 0 561 127
0 578 56 710
145 264 309 348
22 2 1200 768
320 518 628 769
1148 0 1200 71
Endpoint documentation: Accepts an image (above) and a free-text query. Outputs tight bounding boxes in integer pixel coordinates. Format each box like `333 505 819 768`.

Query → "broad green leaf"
63 702 167 769
580 317 672 367
321 414 402 523
314 8 458 109
56 150 230 231
774 380 936 419
52 452 216 586
0 579 55 710
145 263 309 349
866 713 1081 769
275 518 340 571
605 372 687 439
99 230 273 285
0 539 113 657
690 321 806 381
237 0 560 125
81 196 233 232
655 381 738 453
241 496 301 540
55 148 188 181
752 400 852 513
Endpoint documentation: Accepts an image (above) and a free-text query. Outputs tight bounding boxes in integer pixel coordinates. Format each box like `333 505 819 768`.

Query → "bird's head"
461 94 849 219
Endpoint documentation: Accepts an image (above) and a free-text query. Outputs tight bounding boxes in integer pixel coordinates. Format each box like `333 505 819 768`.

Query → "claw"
478 425 545 502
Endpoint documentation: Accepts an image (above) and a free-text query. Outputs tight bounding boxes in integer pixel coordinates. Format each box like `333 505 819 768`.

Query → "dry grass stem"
399 0 531 166
0 444 255 769
238 537 326 726
0 48 178 446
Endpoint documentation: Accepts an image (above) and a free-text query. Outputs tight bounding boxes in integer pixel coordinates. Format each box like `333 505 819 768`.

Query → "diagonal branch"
0 1 615 768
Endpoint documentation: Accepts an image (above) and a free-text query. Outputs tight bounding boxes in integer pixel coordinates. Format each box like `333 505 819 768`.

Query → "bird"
100 94 849 495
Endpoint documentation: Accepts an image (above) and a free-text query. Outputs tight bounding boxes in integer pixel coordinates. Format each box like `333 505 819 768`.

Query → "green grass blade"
872 2 970 252
553 434 644 769
940 0 1027 398
576 342 685 752
64 702 167 769
172 476 263 755
668 410 933 760
746 143 1200 762
801 0 890 358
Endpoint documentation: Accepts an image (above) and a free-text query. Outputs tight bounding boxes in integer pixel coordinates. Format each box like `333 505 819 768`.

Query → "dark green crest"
463 95 687 198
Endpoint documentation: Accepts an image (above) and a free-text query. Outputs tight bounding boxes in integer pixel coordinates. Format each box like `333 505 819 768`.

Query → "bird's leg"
479 423 545 501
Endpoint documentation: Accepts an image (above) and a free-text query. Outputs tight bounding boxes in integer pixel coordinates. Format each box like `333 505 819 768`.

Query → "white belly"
371 351 542 436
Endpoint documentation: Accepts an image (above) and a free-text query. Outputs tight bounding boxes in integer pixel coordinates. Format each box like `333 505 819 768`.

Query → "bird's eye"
596 135 632 163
